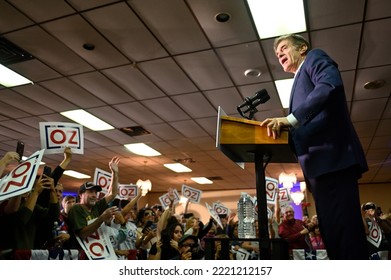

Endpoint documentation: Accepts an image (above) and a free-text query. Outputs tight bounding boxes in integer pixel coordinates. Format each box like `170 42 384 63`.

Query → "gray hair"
281 205 294 215
273 34 311 54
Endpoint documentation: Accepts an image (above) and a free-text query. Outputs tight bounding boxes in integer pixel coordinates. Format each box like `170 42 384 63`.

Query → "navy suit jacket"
289 49 368 179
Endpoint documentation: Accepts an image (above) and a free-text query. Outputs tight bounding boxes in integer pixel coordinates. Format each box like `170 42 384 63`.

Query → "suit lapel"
289 68 303 113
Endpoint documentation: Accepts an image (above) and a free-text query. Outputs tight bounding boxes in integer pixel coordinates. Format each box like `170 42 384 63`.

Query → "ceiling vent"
207 176 223 181
119 126 151 137
174 158 195 164
0 37 34 65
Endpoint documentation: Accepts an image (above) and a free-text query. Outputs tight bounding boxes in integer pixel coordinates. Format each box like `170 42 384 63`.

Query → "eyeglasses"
144 211 155 217
174 230 183 234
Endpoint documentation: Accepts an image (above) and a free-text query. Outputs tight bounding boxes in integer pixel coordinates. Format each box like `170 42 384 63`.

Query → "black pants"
307 166 369 260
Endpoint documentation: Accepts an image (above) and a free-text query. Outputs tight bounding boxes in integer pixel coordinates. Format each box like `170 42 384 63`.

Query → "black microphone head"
254 89 270 104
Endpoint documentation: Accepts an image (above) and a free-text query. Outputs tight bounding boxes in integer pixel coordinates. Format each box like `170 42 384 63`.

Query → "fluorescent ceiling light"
275 78 294 108
247 0 306 39
164 163 192 173
191 177 213 185
60 109 114 131
124 143 161 157
0 64 33 87
63 170 91 179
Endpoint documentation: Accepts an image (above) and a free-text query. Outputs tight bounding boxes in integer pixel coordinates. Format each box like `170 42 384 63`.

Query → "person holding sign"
2 173 58 251
261 34 368 260
68 156 120 243
362 202 391 259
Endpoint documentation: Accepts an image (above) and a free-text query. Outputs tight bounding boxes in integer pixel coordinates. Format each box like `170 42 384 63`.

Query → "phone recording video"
16 140 25 162
142 220 156 233
43 166 52 177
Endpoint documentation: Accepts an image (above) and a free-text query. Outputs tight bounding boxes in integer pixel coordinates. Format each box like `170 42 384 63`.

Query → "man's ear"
300 44 308 55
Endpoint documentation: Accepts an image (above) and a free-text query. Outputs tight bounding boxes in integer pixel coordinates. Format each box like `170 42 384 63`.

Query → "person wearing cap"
362 202 391 259
68 156 120 241
178 234 204 260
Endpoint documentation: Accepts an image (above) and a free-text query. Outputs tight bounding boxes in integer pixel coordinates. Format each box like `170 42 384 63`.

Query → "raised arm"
104 156 120 204
121 186 143 217
0 151 19 177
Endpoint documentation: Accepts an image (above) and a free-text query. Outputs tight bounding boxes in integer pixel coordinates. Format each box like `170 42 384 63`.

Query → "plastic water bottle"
237 192 256 238
52 221 59 238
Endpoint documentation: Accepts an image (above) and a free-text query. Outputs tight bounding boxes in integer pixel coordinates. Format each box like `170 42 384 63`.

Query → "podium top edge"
221 115 262 126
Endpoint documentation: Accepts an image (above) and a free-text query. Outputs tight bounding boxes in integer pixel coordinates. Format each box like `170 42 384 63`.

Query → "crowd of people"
0 146 391 260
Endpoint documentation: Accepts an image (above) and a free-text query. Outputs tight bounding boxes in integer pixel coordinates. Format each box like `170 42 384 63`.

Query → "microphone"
236 89 270 120
237 89 270 110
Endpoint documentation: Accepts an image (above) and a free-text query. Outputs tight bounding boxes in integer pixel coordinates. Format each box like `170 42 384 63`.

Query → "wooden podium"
216 107 296 259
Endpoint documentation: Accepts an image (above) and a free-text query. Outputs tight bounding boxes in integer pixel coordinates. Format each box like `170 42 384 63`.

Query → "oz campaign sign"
76 220 117 260
39 122 84 155
265 177 279 204
181 184 202 203
0 149 45 201
118 184 138 200
159 189 180 209
93 168 112 195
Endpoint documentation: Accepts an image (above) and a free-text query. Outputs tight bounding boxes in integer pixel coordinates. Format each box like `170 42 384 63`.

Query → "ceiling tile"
69 72 135 104
82 2 168 61
138 58 198 95
359 18 391 68
307 0 365 30
175 50 234 90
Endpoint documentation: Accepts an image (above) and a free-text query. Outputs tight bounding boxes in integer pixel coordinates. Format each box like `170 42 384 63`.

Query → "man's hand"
109 156 120 173
260 117 290 139
101 206 119 220
0 151 20 165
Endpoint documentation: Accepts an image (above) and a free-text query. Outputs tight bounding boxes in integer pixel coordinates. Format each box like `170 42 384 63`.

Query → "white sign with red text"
265 177 279 204
118 184 138 200
159 189 180 209
278 187 292 205
0 149 45 201
181 184 202 204
367 219 382 248
39 122 84 154
76 220 117 260
205 202 223 229
212 201 230 216
93 168 112 195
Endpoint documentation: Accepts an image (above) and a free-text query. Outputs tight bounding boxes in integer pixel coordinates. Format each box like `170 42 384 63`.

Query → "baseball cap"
362 202 376 211
79 182 102 194
178 234 198 247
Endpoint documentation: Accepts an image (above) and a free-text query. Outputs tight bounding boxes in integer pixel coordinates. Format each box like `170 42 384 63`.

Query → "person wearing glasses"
136 208 158 252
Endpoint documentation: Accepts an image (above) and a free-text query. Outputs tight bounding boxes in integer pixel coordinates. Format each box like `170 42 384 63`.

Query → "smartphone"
142 220 154 233
43 166 52 177
16 140 25 162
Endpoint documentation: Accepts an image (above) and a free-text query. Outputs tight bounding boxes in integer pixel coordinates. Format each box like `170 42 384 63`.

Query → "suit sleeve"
292 49 344 126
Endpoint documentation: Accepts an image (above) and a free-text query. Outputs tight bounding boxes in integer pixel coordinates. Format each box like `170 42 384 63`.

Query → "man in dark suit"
261 34 368 259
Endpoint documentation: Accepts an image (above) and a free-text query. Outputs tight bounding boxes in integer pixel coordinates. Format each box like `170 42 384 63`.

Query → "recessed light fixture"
64 170 91 179
364 79 386 90
215 12 231 23
60 109 114 131
124 143 161 157
191 177 213 184
275 78 294 108
0 64 33 87
244 68 262 77
164 163 192 173
247 0 307 39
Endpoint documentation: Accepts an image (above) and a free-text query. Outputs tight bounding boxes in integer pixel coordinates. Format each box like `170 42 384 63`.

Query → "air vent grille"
119 126 151 137
0 37 34 65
